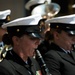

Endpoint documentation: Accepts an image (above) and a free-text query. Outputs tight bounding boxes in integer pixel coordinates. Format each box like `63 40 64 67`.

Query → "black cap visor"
28 32 42 39
50 23 75 36
7 25 43 39
65 30 75 36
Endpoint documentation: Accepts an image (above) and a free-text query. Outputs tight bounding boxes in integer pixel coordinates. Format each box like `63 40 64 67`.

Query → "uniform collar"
61 48 71 53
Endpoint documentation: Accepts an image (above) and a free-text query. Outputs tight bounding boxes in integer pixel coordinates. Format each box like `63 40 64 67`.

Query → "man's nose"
35 39 41 46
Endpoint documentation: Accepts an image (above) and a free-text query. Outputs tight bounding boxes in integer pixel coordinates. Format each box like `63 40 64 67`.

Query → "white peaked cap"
2 14 42 28
25 0 51 10
0 9 11 19
45 14 75 24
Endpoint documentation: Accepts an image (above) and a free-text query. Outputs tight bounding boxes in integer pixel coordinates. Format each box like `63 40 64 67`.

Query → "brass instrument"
0 45 12 62
31 1 60 19
31 1 61 34
0 46 4 62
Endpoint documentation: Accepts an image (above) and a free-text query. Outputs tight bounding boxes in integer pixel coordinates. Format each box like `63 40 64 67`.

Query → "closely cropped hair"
49 28 63 40
2 34 12 45
2 32 26 46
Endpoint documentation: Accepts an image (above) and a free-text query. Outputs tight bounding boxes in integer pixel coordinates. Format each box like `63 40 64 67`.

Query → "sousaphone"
31 2 61 19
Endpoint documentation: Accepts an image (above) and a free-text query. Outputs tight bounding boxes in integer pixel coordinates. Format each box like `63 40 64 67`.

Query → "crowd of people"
0 0 75 75
0 10 75 75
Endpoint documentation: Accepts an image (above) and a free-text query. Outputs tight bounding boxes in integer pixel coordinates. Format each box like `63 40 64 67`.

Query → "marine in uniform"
0 9 11 47
44 14 75 75
0 14 43 75
0 9 11 60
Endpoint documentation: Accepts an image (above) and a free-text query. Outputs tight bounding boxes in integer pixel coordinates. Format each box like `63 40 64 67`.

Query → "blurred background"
0 0 75 20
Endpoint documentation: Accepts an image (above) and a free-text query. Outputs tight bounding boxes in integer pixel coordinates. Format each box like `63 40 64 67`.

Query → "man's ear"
12 36 20 45
54 31 60 39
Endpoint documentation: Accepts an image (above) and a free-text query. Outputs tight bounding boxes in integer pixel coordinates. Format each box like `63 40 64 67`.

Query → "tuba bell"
31 2 60 19
31 1 61 34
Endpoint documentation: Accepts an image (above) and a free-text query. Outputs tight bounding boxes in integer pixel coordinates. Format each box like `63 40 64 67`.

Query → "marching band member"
0 14 43 75
44 14 75 75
